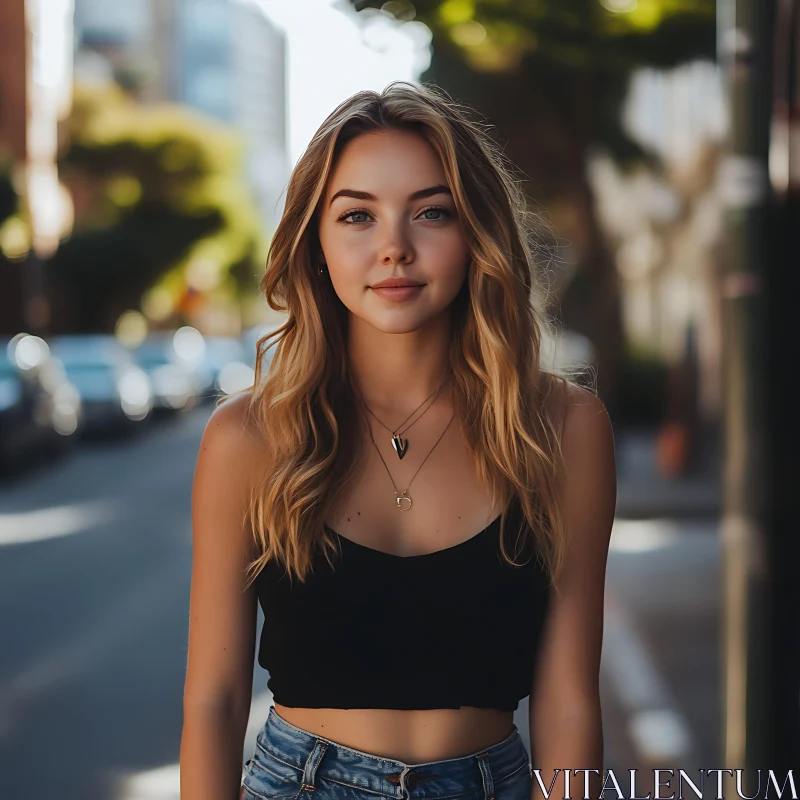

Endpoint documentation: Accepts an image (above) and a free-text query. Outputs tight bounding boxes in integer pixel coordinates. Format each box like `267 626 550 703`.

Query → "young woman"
180 82 616 800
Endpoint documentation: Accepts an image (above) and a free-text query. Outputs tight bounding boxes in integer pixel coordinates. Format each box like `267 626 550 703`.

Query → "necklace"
358 372 449 460
362 405 454 510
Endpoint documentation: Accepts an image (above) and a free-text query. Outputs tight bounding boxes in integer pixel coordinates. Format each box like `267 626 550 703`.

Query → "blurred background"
0 0 797 798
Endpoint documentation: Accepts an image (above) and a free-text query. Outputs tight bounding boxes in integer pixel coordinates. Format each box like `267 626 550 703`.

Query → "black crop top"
254 499 552 711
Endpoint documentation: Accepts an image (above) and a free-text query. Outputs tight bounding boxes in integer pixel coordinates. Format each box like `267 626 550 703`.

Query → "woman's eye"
419 207 451 221
336 206 452 225
338 209 372 224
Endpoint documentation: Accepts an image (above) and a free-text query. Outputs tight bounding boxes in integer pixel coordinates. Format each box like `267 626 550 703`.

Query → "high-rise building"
73 0 289 231
174 0 289 229
73 0 149 45
72 0 154 91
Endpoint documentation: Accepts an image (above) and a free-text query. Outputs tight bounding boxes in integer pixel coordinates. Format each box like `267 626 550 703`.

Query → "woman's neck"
346 314 453 413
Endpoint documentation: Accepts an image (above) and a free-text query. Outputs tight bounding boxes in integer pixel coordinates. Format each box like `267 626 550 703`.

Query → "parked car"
133 334 200 415
0 333 83 475
50 334 153 436
138 326 220 401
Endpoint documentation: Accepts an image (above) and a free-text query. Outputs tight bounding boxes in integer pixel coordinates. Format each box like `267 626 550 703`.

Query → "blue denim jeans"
242 706 533 800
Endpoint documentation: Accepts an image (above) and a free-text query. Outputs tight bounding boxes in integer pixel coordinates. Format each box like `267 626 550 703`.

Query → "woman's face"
317 128 471 334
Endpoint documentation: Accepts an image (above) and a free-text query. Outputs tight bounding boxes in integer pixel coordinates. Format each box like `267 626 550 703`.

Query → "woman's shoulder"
534 376 614 486
562 383 610 435
537 373 608 434
205 390 260 439
559 381 615 490
196 391 270 488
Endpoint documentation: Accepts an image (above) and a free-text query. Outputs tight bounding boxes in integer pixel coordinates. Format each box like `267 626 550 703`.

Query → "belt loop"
399 765 413 795
300 738 328 793
475 752 495 800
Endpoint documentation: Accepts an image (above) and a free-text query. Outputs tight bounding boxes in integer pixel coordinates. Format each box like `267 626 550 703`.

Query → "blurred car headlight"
53 382 81 416
218 361 255 396
40 357 69 392
53 412 79 436
173 326 206 366
152 364 192 409
52 382 81 435
117 367 152 417
9 333 50 371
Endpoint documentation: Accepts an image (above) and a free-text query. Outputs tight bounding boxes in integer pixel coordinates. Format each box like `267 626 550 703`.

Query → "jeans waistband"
254 706 531 800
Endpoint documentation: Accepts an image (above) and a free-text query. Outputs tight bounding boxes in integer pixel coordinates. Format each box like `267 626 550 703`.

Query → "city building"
73 0 289 232
0 0 75 334
174 0 289 230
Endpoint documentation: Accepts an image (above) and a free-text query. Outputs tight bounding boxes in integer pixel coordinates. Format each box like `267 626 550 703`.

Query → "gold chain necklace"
357 372 449 460
361 405 454 511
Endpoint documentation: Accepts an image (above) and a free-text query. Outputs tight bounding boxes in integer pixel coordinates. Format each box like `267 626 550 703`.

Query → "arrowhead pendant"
391 434 409 459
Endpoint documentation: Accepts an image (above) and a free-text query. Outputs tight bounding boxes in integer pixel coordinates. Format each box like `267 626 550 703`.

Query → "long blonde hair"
232 81 575 591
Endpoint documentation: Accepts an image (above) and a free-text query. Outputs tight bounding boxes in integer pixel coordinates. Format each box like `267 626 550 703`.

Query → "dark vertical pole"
765 0 800 769
717 0 775 786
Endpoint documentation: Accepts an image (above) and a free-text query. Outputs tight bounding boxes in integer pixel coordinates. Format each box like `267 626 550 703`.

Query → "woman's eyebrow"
329 184 452 206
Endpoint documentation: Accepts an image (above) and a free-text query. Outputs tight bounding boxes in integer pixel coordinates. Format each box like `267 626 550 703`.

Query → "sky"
247 0 432 165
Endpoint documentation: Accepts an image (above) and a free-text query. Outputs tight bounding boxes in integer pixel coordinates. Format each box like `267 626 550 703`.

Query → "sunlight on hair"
242 80 573 588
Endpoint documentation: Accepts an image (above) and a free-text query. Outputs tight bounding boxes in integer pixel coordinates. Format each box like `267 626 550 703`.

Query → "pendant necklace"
361 405 454 511
358 372 449 460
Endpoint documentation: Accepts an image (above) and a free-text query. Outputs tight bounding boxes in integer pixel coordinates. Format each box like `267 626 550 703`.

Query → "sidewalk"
614 427 721 519
602 426 722 786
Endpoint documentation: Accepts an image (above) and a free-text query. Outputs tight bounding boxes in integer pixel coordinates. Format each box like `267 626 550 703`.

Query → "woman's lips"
369 285 425 302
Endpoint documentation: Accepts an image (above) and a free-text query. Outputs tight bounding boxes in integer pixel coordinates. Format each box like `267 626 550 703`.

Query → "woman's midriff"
272 704 517 763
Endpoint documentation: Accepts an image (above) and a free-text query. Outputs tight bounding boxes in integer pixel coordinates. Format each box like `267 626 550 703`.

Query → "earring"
318 262 327 276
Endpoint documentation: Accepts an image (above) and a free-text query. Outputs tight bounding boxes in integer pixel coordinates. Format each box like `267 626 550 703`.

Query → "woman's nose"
381 247 411 266
380 228 414 265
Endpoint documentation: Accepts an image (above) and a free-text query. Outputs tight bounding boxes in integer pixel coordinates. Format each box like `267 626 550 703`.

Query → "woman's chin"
350 307 445 336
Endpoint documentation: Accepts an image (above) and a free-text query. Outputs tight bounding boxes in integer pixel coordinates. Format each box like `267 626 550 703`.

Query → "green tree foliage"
352 0 714 171
49 83 266 331
350 0 715 410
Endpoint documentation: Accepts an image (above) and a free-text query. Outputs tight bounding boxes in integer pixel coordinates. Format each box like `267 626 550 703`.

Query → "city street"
0 408 207 800
3 0 786 789
0 406 721 799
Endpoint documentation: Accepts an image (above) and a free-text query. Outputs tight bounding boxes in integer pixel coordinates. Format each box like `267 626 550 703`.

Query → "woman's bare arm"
529 385 617 800
180 394 264 800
